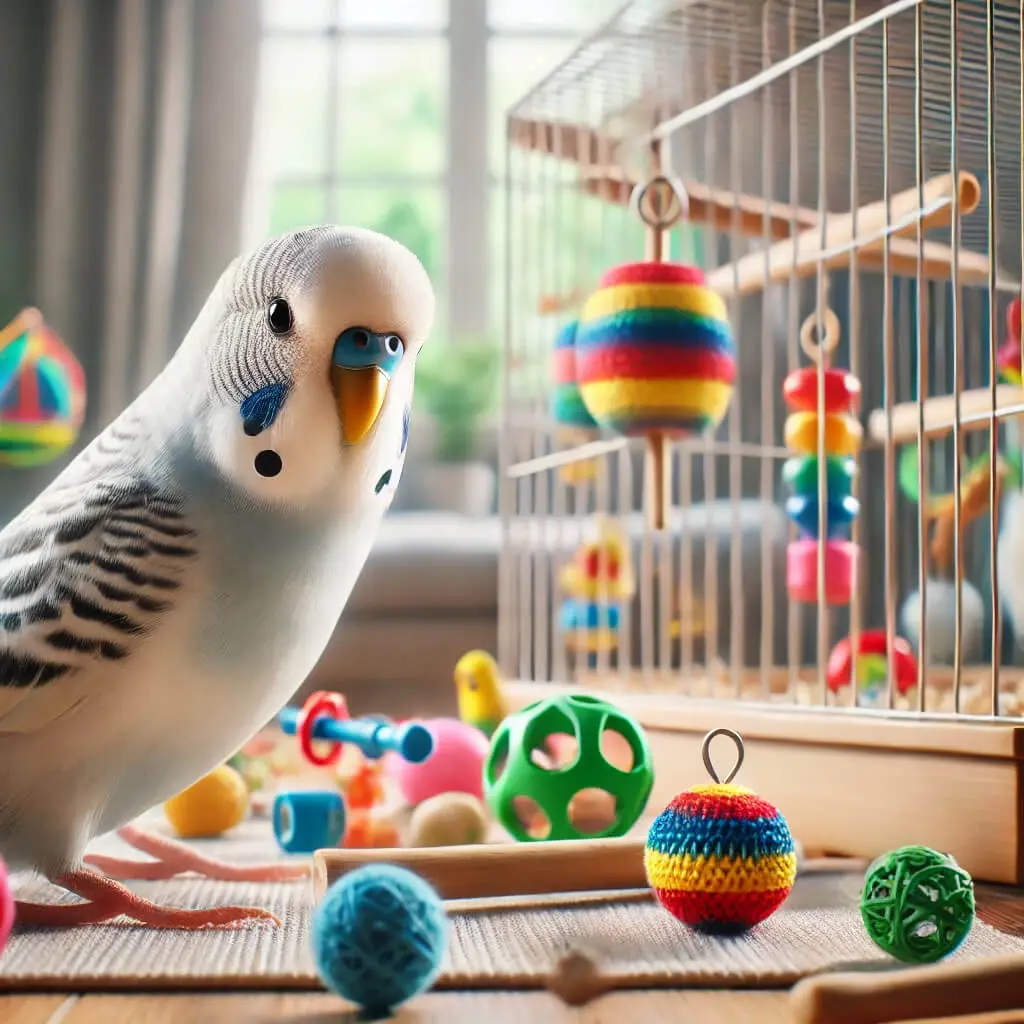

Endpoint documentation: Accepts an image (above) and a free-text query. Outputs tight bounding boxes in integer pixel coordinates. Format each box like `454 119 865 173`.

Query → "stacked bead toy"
0 307 86 467
996 297 1022 384
575 177 736 529
783 309 863 604
644 728 796 931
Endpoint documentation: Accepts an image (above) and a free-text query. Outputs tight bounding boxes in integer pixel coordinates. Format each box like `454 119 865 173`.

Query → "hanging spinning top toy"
644 727 797 932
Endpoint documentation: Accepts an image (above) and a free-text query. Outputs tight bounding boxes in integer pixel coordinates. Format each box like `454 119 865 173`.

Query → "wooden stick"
582 170 820 240
866 385 1024 445
582 170 998 286
312 837 650 902
706 172 982 298
789 952 1024 1024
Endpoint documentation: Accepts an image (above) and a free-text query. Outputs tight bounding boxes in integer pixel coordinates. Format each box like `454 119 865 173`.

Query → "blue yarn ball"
312 864 449 1014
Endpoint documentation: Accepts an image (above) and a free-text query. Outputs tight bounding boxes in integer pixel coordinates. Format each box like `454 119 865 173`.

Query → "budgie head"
176 225 434 513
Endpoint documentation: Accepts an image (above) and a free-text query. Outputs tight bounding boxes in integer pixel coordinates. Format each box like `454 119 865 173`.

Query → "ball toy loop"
297 690 349 767
701 727 744 785
630 174 688 231
799 306 841 366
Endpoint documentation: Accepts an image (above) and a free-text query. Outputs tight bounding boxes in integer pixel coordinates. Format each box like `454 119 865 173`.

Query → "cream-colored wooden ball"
408 792 488 847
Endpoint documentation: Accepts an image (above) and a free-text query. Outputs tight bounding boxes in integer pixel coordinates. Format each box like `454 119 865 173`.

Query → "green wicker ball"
860 845 975 964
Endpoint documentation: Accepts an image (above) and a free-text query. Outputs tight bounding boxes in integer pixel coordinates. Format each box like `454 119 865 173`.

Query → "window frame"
246 0 585 342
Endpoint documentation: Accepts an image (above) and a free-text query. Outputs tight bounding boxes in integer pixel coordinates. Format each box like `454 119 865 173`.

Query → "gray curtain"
0 0 261 522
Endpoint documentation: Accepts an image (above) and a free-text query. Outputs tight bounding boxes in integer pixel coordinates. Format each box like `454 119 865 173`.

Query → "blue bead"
559 599 621 631
785 494 860 538
273 789 346 854
312 864 449 1014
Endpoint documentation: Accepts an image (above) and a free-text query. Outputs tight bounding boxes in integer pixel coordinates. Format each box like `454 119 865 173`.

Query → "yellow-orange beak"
330 365 389 445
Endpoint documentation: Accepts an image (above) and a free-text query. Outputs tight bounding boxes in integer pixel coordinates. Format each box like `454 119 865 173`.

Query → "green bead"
860 845 975 963
482 693 655 842
783 455 857 498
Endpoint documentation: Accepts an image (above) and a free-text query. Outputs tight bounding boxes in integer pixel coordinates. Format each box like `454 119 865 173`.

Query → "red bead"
598 262 706 288
783 367 861 414
296 690 348 768
1009 297 1021 342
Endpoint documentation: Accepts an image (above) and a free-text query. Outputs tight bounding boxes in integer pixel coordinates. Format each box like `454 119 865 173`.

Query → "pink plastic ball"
388 718 489 807
0 857 14 954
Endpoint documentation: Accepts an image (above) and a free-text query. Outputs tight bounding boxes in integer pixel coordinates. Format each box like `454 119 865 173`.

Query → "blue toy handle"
278 707 434 764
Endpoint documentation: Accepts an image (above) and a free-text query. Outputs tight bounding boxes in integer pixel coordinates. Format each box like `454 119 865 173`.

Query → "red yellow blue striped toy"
0 307 86 467
574 262 735 438
644 727 796 931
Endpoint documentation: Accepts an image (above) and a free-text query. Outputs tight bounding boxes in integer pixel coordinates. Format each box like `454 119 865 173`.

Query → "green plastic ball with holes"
482 693 654 842
860 845 976 964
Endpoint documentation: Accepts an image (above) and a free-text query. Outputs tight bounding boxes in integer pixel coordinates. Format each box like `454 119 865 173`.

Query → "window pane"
337 40 447 176
262 0 335 30
488 39 580 175
488 0 621 32
267 183 328 236
256 40 332 176
337 185 445 294
338 0 447 29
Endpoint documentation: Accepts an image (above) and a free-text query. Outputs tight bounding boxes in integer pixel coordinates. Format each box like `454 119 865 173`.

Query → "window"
246 0 625 342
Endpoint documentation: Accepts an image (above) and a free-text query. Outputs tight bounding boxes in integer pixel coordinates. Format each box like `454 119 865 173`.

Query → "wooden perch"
583 168 994 284
790 951 1024 1024
582 168 820 240
866 384 1024 445
706 172 982 297
313 837 649 902
508 116 619 165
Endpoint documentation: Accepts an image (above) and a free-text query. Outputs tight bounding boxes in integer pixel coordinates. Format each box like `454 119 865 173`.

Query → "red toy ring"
296 689 349 767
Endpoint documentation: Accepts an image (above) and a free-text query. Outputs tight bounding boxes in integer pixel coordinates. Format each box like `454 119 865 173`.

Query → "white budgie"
0 226 433 928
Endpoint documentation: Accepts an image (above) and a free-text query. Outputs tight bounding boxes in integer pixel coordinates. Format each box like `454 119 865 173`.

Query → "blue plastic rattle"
279 689 434 768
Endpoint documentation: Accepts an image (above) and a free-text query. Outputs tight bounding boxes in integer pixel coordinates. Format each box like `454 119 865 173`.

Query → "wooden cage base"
505 679 1024 885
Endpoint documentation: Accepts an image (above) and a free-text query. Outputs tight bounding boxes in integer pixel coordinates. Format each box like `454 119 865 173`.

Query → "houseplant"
413 338 498 517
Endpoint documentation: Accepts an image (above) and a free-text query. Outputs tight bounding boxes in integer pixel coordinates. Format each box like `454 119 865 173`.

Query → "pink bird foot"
83 823 309 882
14 869 278 929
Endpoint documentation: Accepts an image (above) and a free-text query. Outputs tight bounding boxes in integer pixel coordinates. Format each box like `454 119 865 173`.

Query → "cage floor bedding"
2 818 1024 993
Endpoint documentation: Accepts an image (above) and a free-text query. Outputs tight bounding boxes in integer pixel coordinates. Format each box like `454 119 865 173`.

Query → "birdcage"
497 0 1024 883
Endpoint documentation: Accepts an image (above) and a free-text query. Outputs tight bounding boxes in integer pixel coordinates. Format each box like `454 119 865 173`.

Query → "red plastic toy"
295 690 349 768
826 630 918 696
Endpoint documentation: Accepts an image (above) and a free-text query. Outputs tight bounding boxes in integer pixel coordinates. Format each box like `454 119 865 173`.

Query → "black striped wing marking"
0 476 198 690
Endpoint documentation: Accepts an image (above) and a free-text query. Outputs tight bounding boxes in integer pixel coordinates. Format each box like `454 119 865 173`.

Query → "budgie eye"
267 298 293 335
384 335 404 357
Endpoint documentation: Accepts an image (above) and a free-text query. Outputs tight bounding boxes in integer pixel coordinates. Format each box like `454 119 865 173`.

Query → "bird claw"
84 824 310 883
14 869 279 929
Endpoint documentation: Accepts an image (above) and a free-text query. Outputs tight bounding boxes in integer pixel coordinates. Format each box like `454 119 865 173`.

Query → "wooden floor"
1 991 793 1023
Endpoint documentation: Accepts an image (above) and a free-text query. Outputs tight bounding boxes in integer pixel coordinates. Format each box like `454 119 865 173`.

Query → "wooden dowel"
706 172 982 298
645 434 670 531
789 952 1024 1024
866 385 1024 445
312 837 650 902
582 171 820 240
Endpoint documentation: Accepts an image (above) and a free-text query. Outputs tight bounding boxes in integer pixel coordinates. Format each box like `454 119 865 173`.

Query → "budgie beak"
330 364 389 445
331 326 404 445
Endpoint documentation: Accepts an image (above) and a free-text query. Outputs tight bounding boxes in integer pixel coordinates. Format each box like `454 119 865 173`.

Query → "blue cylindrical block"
785 493 860 539
273 789 347 854
278 707 435 764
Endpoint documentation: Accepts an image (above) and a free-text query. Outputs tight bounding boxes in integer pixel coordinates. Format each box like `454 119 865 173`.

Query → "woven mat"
2 816 1024 992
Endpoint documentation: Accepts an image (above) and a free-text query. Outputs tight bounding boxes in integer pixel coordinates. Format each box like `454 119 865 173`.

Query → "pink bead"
787 539 858 605
0 857 13 954
386 718 490 807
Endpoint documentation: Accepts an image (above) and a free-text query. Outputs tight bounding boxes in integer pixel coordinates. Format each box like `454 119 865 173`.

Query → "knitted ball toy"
0 307 86 467
0 856 13 955
860 845 975 964
315 864 448 1015
644 728 796 931
312 864 449 1015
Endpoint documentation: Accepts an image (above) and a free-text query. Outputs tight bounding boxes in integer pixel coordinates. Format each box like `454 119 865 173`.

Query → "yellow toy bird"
454 649 508 739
